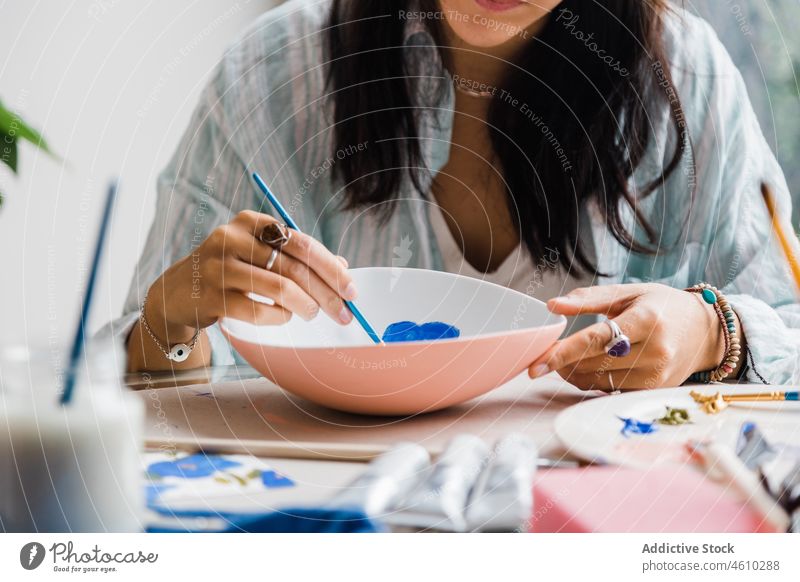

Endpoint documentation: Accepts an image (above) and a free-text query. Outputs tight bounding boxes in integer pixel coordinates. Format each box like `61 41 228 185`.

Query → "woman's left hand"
527 283 737 390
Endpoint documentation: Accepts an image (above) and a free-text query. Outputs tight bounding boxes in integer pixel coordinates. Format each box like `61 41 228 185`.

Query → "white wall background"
0 0 277 348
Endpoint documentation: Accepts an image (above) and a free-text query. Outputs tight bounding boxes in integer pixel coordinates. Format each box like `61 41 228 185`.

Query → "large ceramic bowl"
221 267 566 415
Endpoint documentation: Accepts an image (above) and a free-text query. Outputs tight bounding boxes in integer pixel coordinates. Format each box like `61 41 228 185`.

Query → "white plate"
554 386 800 468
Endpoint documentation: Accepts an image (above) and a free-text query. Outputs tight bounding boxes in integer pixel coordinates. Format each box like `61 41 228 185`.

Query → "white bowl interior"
223 267 563 348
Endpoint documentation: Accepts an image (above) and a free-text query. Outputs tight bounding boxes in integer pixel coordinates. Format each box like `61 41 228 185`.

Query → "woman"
114 0 800 388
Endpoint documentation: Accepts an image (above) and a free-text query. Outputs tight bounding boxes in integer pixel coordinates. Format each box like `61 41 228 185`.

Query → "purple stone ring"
603 319 631 358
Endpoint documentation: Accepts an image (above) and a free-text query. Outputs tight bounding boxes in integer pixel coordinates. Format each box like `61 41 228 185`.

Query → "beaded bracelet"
685 283 741 383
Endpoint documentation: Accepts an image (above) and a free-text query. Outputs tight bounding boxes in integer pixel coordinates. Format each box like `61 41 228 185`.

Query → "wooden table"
127 365 594 459
127 365 593 509
127 367 787 530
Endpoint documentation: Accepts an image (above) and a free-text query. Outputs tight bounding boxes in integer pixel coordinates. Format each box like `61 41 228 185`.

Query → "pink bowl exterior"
223 320 565 416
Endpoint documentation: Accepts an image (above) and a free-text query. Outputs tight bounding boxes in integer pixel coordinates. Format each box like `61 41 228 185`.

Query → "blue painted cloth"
144 452 309 532
146 507 381 533
147 454 241 479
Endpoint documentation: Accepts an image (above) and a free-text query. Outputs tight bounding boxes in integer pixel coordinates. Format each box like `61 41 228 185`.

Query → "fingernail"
339 306 352 324
343 282 358 301
552 295 573 303
530 364 550 378
304 305 320 321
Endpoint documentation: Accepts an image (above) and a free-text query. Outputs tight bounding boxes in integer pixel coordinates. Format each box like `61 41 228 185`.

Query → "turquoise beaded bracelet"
685 283 741 383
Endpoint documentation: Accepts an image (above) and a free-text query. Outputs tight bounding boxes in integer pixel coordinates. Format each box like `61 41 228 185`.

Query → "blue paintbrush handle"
344 300 382 344
60 180 119 405
787 392 799 401
252 172 382 344
253 172 300 230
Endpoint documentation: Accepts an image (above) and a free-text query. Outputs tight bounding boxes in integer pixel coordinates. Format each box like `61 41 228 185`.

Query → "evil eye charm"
168 343 191 362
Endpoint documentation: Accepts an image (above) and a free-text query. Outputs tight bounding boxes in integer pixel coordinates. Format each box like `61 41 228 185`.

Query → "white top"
104 0 800 382
427 202 596 333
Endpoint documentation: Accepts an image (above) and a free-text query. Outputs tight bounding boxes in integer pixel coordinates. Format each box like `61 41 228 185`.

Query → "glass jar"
0 339 145 532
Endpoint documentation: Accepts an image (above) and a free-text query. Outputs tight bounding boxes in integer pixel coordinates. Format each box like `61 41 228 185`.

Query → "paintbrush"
762 182 800 297
60 179 119 405
251 171 383 344
690 390 799 414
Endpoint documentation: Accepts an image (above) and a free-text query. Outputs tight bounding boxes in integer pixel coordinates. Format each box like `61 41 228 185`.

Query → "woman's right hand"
129 210 357 370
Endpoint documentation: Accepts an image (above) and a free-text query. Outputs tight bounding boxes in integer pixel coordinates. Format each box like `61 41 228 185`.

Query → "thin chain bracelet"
744 345 770 384
140 294 202 363
685 283 741 383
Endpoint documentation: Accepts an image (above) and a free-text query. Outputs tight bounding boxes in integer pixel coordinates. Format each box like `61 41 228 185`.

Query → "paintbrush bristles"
690 391 728 414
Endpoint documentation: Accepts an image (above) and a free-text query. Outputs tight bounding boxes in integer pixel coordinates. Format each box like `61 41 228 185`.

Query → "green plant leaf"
0 99 59 213
0 100 51 154
0 101 14 131
1 137 17 173
15 118 49 153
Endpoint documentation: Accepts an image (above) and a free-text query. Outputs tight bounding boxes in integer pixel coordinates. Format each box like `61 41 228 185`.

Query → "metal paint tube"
466 434 538 532
736 422 776 470
390 434 490 531
327 442 430 518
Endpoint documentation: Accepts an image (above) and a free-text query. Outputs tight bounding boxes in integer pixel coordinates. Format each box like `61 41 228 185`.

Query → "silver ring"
607 372 621 395
266 247 280 271
259 222 293 249
603 319 631 358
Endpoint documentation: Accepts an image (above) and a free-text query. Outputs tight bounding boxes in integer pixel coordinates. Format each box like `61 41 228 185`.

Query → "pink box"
530 466 778 533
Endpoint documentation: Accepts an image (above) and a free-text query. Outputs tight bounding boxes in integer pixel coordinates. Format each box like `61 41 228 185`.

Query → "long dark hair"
325 0 691 274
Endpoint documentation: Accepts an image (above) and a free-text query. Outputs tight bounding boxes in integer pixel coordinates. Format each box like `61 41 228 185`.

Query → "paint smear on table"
381 321 461 343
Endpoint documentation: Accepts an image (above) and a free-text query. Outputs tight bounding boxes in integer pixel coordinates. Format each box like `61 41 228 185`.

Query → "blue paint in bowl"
381 321 461 343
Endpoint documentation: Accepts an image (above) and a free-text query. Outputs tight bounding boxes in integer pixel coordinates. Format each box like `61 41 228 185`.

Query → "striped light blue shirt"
106 0 800 383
